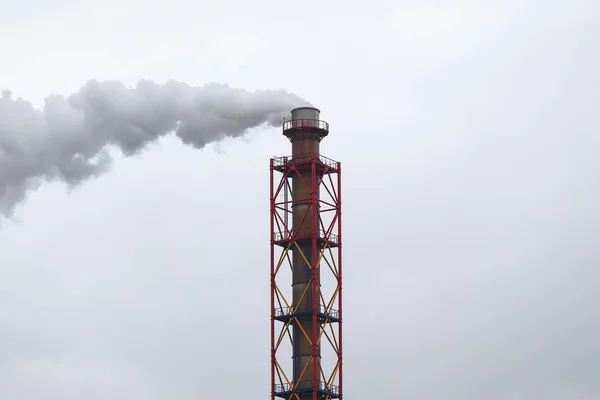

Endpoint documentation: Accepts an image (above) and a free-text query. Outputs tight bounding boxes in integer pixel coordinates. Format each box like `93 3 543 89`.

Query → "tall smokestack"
0 80 310 218
270 107 343 399
289 107 325 395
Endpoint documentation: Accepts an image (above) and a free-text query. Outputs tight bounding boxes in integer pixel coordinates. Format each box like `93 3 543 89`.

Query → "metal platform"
271 152 340 174
272 227 340 248
274 304 340 324
274 382 340 399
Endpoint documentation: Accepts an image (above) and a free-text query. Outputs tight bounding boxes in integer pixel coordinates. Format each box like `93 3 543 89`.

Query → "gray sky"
1 0 599 399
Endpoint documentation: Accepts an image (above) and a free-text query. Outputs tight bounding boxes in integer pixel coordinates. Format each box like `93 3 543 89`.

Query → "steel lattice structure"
270 107 342 400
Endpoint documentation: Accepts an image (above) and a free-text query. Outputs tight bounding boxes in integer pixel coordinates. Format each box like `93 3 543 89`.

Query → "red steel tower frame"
270 107 342 400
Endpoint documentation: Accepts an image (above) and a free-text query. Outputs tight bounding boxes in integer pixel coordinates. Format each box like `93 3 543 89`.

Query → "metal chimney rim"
291 106 320 114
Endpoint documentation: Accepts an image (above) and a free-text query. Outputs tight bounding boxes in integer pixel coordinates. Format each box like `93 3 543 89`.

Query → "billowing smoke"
0 79 310 217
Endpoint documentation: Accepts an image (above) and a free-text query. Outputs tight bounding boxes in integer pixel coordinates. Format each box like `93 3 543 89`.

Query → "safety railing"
274 381 340 395
274 304 340 320
318 154 338 169
272 153 339 169
273 228 339 244
283 119 329 132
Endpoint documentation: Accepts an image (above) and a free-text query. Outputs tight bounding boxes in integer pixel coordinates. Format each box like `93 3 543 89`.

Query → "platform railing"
274 304 340 319
272 152 339 169
273 228 339 244
283 119 329 132
274 381 340 395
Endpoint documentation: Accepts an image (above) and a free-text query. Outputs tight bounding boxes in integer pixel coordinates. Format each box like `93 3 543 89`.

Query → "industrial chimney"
270 107 343 399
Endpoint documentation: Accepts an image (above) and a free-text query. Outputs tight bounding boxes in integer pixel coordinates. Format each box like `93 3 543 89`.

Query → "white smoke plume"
0 79 310 217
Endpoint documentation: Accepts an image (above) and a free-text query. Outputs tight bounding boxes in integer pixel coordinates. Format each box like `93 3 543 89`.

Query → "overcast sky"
1 0 599 399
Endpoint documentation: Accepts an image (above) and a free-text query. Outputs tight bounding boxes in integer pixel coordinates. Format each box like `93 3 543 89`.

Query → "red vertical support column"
311 152 318 400
269 158 275 400
337 161 343 400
